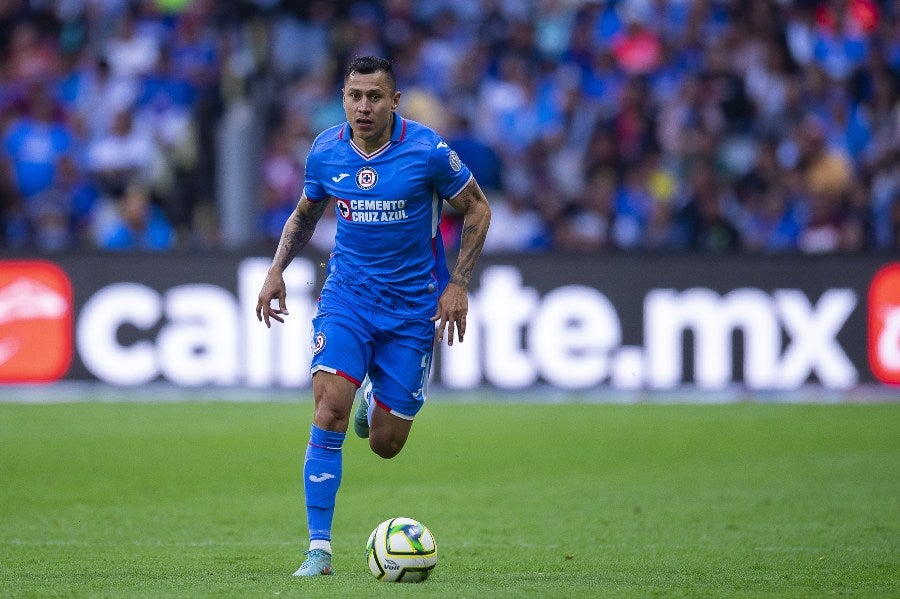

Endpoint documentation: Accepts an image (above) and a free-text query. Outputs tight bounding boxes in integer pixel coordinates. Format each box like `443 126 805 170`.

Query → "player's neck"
351 114 394 155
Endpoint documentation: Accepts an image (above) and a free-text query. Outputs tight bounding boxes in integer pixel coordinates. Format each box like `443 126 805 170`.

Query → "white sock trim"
309 539 332 554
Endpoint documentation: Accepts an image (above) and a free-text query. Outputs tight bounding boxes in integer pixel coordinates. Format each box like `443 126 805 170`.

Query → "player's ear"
392 91 401 110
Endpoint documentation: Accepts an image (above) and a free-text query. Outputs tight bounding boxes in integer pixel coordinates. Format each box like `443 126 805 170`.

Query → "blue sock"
304 424 345 543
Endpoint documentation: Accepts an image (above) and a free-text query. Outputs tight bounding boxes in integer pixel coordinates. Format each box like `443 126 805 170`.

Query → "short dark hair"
345 56 396 92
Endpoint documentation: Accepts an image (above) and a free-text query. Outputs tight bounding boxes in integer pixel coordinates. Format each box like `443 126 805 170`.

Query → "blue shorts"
309 293 434 419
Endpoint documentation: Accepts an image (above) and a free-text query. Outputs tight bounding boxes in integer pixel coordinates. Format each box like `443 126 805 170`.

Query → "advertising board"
1 253 897 391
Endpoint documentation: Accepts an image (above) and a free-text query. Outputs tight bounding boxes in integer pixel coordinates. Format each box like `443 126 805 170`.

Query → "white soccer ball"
365 517 438 582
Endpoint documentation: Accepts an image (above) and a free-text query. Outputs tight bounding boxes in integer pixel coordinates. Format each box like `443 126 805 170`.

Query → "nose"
357 98 371 113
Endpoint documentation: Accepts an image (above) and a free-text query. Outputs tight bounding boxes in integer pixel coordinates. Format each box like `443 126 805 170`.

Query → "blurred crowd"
0 0 898 254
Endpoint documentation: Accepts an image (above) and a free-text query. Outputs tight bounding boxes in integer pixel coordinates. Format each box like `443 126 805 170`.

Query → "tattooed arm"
256 193 329 327
433 177 492 345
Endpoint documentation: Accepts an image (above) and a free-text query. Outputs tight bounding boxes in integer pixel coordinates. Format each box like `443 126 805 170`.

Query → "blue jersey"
304 115 471 318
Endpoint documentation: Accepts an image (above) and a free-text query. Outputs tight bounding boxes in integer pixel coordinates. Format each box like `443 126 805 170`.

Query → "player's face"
343 71 400 150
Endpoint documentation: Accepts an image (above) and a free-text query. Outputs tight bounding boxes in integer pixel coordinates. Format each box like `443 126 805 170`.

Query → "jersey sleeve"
303 142 328 202
427 137 473 199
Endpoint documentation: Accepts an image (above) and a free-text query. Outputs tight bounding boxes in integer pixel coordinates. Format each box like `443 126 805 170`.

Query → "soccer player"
255 56 491 576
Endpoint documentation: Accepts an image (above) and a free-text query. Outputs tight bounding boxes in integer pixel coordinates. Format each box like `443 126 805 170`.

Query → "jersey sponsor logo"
331 173 350 183
343 199 408 222
868 263 900 384
355 166 378 190
312 331 326 355
0 260 73 382
449 150 461 172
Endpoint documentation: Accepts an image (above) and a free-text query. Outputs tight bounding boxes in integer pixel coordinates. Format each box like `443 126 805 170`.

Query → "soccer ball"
365 517 437 582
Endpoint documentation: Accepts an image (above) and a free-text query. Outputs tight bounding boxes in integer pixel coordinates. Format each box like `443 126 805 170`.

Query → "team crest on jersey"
312 332 326 355
336 198 351 220
355 166 378 190
448 150 462 172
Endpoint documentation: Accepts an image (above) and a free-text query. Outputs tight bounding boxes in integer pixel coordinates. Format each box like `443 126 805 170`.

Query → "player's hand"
432 282 468 346
256 271 289 328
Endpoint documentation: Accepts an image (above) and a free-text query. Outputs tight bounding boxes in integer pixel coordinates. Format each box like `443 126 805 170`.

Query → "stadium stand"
0 0 897 253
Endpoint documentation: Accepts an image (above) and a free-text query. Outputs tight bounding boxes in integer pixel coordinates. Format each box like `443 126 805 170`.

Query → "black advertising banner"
1 253 897 391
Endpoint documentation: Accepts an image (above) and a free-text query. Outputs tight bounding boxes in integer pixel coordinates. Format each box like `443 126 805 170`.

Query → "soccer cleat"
353 380 371 439
292 549 333 576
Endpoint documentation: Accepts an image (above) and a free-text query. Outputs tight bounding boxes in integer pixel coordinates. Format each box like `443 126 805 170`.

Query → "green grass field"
1 397 897 598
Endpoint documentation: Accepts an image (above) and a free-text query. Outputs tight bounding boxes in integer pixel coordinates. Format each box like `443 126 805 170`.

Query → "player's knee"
312 376 354 429
314 400 349 430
